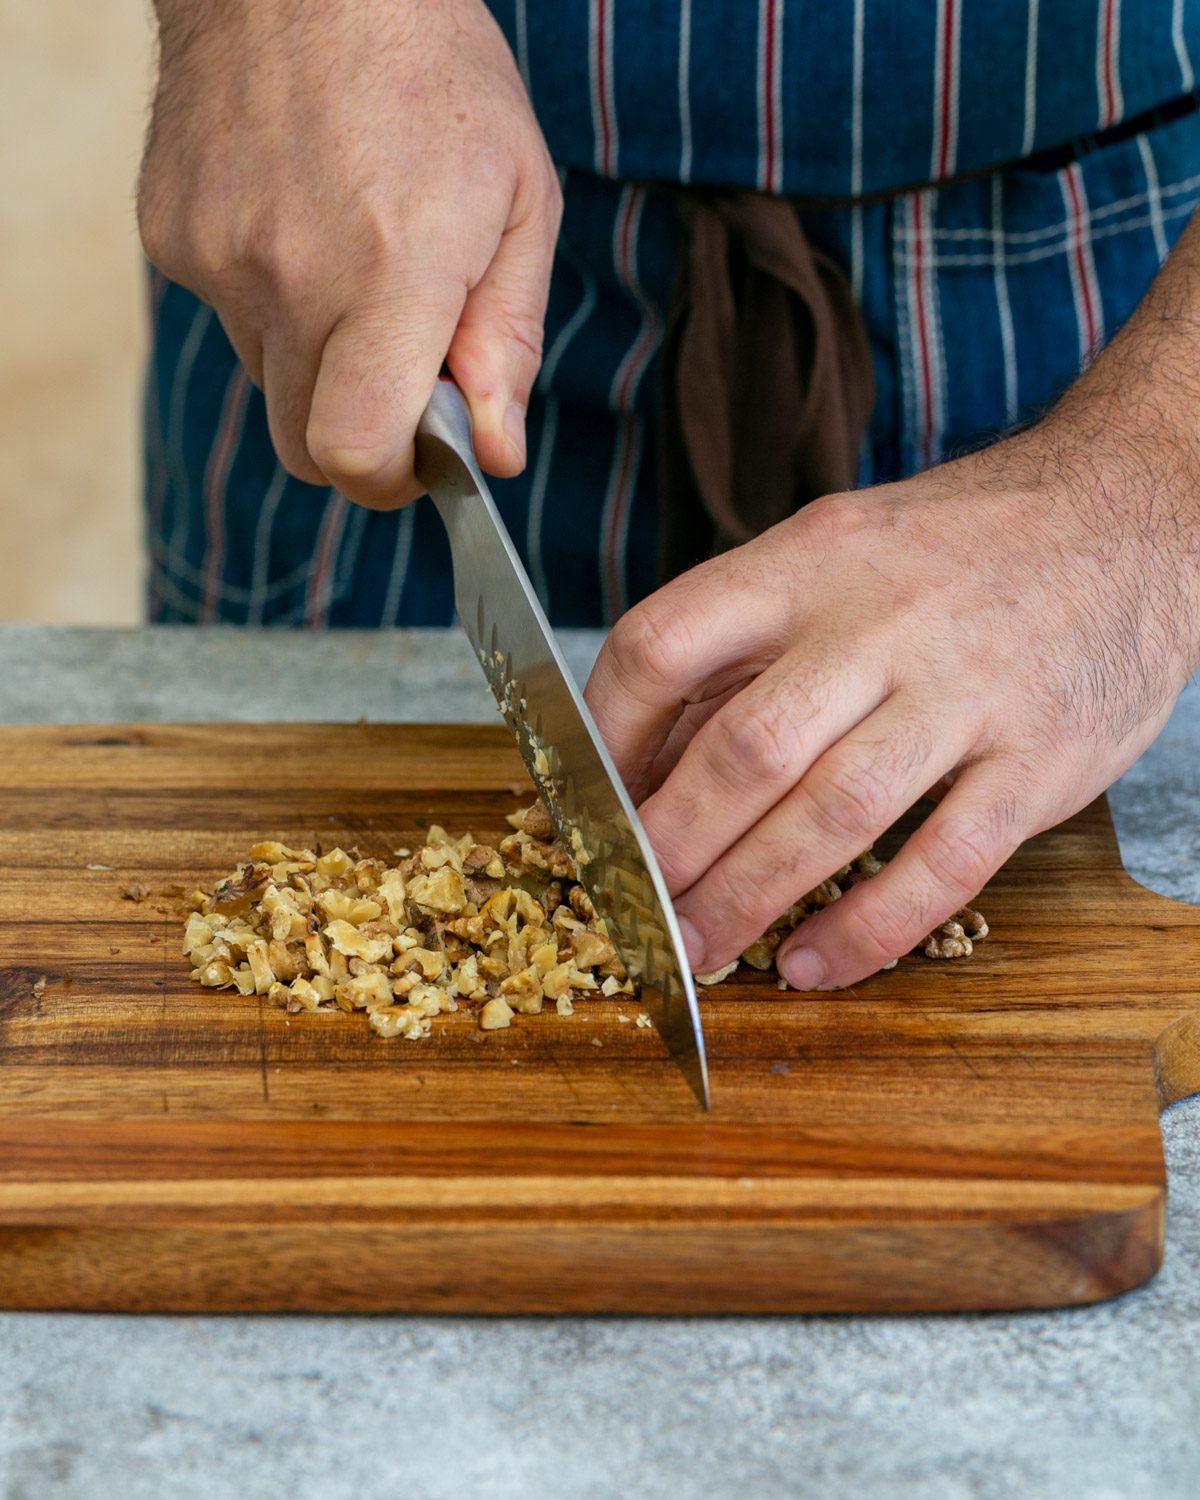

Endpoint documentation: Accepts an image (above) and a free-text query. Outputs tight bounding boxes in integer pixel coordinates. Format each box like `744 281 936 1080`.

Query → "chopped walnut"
695 961 738 986
517 800 556 841
182 810 989 1038
923 907 989 960
480 996 514 1030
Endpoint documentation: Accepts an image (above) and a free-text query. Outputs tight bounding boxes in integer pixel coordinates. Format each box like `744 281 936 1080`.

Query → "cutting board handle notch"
1154 1010 1200 1109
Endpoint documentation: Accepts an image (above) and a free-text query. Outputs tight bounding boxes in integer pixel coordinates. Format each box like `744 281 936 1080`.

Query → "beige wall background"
0 2 153 624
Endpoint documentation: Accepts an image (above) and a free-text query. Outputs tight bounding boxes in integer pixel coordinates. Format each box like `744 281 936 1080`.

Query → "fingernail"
675 914 705 971
779 946 828 992
504 402 527 466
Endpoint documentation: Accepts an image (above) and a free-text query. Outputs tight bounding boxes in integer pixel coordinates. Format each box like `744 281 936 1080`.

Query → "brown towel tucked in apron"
658 192 875 582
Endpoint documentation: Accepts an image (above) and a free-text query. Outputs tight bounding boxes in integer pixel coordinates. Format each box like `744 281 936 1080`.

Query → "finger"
642 686 744 800
448 184 560 477
638 647 890 897
672 695 967 972
585 558 798 798
306 271 467 509
215 308 265 391
261 325 326 485
773 763 1029 991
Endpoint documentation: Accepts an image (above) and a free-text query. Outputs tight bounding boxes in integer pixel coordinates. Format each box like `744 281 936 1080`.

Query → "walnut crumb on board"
180 806 988 1038
923 908 989 960
695 960 738 986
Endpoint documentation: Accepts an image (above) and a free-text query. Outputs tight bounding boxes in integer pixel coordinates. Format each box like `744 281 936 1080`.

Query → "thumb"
306 272 466 510
447 207 557 478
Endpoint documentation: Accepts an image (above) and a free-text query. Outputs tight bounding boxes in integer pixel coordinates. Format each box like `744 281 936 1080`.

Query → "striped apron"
145 1 1200 628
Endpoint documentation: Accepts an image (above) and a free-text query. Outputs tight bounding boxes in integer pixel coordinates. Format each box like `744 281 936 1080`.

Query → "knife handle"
419 377 476 462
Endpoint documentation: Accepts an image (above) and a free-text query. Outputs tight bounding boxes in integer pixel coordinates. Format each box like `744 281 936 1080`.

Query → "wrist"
1034 387 1200 683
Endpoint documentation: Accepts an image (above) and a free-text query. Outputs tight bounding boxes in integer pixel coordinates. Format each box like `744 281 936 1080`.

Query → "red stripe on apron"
935 0 960 180
610 189 661 412
199 365 251 624
304 491 350 629
600 414 643 625
910 194 937 472
591 0 616 176
1064 163 1101 362
758 0 782 192
1099 0 1119 128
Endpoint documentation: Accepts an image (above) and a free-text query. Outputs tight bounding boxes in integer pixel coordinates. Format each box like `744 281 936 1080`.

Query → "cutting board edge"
0 1192 1163 1314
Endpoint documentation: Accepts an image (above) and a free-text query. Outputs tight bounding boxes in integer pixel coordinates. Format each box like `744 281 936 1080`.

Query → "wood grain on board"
0 722 1196 1313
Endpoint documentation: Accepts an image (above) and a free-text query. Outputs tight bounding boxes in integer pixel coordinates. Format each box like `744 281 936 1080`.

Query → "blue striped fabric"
496 0 1200 195
144 6 1200 629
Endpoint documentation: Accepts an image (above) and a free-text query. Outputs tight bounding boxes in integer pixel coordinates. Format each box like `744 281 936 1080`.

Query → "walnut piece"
479 997 515 1030
923 907 989 960
695 961 738 987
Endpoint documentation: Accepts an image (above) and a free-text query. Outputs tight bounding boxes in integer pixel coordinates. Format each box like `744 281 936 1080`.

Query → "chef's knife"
415 379 710 1109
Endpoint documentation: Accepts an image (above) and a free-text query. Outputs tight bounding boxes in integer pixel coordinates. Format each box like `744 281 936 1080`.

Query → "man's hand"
586 217 1200 991
138 0 561 506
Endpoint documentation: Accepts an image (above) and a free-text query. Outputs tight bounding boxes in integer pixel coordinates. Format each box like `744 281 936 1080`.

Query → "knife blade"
415 380 710 1109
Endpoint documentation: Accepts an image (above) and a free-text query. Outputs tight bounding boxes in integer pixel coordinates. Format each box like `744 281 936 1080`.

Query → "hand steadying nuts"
585 217 1200 989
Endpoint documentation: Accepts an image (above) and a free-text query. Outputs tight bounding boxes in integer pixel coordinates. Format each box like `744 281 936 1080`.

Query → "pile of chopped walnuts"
183 803 636 1039
181 804 988 1038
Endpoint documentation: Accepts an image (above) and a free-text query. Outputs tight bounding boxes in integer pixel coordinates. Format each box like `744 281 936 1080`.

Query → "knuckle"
785 489 864 555
252 204 398 309
852 891 920 966
244 225 307 305
607 603 696 694
136 186 171 269
137 188 215 290
493 309 545 375
173 201 241 285
710 696 808 788
539 162 565 231
701 866 775 954
240 212 344 309
174 220 242 297
645 821 694 893
803 756 892 844
346 201 407 279
918 801 1014 897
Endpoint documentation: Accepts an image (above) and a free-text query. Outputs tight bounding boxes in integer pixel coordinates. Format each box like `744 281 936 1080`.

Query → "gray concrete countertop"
0 625 1196 1500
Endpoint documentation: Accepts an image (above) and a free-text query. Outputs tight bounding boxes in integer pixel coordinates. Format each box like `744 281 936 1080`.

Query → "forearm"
1048 210 1200 525
976 209 1200 681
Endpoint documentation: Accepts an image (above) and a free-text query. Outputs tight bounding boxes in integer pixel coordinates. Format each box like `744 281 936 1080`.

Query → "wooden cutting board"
0 722 1197 1314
